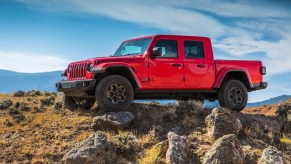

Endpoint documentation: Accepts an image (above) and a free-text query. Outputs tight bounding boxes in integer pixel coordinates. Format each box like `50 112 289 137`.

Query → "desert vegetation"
0 90 290 163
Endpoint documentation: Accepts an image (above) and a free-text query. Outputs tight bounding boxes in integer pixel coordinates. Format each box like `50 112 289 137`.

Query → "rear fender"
214 68 253 88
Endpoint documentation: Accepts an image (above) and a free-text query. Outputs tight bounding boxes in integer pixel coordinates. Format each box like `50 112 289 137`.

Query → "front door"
149 39 183 87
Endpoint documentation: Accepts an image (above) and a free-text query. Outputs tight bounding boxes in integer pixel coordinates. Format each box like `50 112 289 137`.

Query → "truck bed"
215 60 263 84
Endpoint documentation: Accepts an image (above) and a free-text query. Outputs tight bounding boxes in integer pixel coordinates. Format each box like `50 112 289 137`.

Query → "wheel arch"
214 68 253 89
93 64 141 89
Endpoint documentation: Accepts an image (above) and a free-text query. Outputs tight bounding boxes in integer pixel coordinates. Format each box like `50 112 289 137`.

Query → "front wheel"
218 80 248 112
95 75 134 112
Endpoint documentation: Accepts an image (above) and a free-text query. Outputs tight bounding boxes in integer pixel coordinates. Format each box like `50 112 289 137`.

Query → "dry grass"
0 92 93 163
280 136 291 145
139 134 152 146
75 131 93 143
138 145 162 164
181 115 199 129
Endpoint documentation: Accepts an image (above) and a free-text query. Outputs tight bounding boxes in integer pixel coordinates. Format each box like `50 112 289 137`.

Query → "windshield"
113 38 152 56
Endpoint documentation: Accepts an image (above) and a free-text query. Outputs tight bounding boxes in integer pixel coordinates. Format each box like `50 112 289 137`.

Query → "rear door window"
184 41 205 59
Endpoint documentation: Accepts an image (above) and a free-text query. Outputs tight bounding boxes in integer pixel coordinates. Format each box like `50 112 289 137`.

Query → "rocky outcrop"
242 145 262 164
203 134 244 164
62 131 115 164
91 111 134 130
205 107 242 140
258 146 286 164
166 132 189 164
237 114 282 144
277 103 291 122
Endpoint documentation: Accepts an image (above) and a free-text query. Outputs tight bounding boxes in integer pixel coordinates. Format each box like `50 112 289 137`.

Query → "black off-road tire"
218 80 248 112
63 95 76 110
95 75 134 112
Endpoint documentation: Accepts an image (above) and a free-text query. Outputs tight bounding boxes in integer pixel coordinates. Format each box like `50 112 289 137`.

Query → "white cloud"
182 0 291 18
14 0 291 75
17 0 227 38
0 51 68 73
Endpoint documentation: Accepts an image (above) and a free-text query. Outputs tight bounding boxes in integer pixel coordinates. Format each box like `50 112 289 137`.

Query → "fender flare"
92 62 142 88
213 68 253 88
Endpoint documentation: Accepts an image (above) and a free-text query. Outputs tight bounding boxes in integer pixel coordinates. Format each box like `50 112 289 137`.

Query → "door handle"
172 63 181 67
197 64 205 68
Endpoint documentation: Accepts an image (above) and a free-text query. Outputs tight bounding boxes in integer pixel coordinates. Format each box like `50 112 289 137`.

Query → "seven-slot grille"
68 62 90 80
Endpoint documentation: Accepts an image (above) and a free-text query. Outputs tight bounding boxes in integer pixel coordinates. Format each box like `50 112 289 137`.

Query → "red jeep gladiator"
56 35 267 111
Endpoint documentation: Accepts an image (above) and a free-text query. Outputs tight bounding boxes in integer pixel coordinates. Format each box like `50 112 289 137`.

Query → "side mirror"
152 47 162 58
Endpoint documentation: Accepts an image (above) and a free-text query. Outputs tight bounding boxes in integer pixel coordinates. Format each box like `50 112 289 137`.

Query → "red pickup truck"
56 35 267 111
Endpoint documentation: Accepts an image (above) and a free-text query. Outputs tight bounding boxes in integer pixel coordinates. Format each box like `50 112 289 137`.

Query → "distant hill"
0 69 62 93
0 69 290 107
247 95 291 107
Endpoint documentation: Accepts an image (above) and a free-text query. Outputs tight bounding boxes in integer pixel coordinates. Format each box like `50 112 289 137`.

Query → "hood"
69 54 145 66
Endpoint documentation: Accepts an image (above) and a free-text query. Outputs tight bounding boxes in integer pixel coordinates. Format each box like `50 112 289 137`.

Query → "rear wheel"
95 75 134 112
218 80 248 112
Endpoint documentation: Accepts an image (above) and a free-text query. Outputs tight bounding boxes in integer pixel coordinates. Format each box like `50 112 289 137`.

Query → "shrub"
19 102 31 111
138 145 162 164
13 90 26 97
148 125 163 141
277 103 291 121
4 119 13 127
54 101 63 110
40 96 55 107
43 91 57 97
25 90 42 97
8 107 25 123
0 99 13 110
32 106 45 114
14 101 20 108
178 99 204 115
111 132 141 159
280 136 291 145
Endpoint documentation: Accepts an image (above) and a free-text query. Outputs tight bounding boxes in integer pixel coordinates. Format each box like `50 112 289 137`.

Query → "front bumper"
56 79 96 96
252 82 268 90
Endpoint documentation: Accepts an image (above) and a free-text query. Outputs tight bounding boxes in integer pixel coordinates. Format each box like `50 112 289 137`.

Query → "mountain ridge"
0 69 290 107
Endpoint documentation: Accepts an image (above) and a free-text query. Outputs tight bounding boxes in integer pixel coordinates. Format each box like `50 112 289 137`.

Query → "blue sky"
0 0 291 102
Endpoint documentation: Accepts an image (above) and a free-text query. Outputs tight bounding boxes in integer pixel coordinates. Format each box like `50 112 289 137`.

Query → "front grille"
68 62 90 80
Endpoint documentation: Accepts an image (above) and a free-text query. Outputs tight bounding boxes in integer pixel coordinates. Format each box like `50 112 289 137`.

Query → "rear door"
182 39 214 88
148 38 183 87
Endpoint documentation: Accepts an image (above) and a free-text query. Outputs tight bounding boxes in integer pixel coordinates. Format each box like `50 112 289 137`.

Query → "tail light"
260 66 266 75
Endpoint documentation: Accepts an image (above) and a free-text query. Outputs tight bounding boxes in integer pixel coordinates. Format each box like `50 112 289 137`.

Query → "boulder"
242 145 262 164
203 134 244 164
205 107 242 140
258 146 286 164
237 114 282 144
63 131 115 164
277 103 291 122
91 111 134 130
166 132 189 164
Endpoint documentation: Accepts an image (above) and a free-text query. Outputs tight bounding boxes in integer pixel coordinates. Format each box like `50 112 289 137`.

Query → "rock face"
203 134 244 164
258 146 286 164
277 103 291 122
166 132 189 164
205 107 242 140
62 132 115 164
237 114 282 144
91 111 134 130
